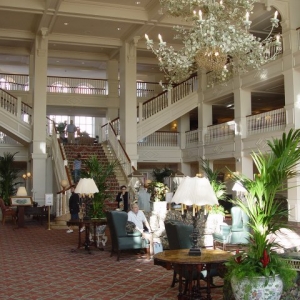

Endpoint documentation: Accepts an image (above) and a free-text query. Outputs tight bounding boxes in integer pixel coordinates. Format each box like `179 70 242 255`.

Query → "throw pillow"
126 221 136 233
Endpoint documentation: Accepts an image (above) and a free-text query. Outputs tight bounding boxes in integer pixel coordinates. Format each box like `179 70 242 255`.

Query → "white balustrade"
137 131 179 147
185 129 201 147
101 123 132 177
247 108 286 135
205 122 235 143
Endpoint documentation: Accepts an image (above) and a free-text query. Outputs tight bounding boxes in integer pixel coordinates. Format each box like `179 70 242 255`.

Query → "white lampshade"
75 178 99 195
16 186 27 196
232 181 247 193
172 176 218 206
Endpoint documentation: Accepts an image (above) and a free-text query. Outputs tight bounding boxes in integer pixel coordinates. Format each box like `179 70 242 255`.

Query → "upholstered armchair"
106 210 149 261
213 206 250 250
0 198 17 225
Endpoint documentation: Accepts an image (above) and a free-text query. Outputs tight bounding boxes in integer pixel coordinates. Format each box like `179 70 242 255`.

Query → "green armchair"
164 220 222 293
106 211 149 261
213 206 250 250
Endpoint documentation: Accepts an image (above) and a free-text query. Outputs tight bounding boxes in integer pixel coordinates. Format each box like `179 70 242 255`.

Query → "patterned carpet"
0 220 224 300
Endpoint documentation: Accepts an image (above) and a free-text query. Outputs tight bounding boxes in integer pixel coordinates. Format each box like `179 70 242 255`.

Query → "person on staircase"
73 154 81 184
116 185 129 212
66 119 77 144
67 186 85 233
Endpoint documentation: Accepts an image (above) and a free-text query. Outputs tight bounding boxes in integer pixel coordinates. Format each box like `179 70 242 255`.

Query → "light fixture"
16 187 28 196
75 178 99 220
172 176 218 255
145 0 281 87
22 172 31 180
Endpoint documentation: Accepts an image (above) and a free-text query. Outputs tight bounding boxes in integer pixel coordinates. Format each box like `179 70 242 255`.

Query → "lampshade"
75 178 99 195
16 186 27 196
172 176 218 206
232 181 247 193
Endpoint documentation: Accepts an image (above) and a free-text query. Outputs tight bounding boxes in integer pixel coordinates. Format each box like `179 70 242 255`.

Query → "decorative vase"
150 201 167 214
231 274 283 300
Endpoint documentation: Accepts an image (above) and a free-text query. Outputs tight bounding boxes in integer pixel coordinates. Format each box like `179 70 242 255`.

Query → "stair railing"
139 73 198 121
51 122 72 217
101 122 132 178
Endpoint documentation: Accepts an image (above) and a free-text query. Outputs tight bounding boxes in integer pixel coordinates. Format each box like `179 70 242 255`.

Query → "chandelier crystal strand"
146 0 281 87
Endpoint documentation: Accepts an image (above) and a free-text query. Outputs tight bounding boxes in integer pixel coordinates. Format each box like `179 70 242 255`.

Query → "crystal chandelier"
145 0 281 86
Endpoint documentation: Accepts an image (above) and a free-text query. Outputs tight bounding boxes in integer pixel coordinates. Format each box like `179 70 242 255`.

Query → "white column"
198 70 212 158
178 113 190 149
119 37 139 167
32 28 48 205
106 59 119 121
233 77 253 179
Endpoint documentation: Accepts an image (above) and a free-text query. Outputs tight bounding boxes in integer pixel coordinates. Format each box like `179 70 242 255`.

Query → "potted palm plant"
81 155 119 219
226 129 300 299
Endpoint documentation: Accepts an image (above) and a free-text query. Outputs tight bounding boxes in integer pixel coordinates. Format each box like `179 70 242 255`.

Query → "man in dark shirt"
67 186 84 233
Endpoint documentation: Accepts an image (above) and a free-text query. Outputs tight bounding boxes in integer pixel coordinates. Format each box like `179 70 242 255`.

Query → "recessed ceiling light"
56 60 60 63
81 62 85 64
117 27 121 31
64 22 68 26
136 1 141 4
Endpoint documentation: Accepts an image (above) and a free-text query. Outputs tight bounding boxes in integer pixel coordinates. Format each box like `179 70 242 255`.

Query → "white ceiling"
0 0 284 119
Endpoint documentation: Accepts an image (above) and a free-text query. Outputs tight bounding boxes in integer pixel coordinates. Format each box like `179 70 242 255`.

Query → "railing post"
17 97 22 119
139 105 143 122
168 89 172 106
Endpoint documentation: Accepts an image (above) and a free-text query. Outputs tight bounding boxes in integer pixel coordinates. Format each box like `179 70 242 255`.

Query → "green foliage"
151 167 172 183
56 122 66 133
81 155 119 218
0 152 21 205
200 158 227 201
207 204 227 216
226 129 300 288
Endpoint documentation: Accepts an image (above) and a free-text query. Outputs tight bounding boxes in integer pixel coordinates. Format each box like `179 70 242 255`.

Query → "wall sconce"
22 172 31 181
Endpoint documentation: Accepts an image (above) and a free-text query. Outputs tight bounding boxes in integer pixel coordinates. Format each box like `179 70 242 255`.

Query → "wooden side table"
67 219 107 253
154 248 231 300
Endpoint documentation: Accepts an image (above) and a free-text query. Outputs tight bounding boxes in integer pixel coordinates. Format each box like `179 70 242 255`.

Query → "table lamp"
16 186 28 196
172 176 218 256
75 178 99 220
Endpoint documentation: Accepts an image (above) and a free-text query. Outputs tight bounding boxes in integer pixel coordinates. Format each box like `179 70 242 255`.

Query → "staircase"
64 143 125 207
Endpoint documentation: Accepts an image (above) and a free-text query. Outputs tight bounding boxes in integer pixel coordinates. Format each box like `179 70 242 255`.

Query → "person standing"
73 154 81 184
116 185 129 212
67 186 84 233
66 119 77 144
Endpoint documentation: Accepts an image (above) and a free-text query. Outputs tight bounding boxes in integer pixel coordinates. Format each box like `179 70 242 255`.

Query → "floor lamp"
172 176 218 256
75 178 99 220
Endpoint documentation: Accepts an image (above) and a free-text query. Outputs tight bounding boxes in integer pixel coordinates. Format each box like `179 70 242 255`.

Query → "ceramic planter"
231 274 283 300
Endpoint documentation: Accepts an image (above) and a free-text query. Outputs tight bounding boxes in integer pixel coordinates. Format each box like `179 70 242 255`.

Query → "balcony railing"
0 73 165 99
247 108 286 135
205 122 236 143
185 129 202 147
138 131 179 147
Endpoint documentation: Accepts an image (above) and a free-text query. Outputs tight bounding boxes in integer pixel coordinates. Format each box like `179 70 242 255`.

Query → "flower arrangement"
147 181 168 202
226 129 300 294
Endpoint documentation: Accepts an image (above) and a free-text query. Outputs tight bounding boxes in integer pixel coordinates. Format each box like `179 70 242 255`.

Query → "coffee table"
154 248 231 300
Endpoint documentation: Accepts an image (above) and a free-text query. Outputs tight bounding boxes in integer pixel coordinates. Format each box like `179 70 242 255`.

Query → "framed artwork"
11 196 33 206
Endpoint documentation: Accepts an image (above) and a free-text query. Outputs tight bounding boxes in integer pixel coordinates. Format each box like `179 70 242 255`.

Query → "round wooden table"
154 248 232 300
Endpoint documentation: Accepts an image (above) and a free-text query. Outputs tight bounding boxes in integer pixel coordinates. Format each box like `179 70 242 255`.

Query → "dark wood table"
67 219 107 253
154 249 231 300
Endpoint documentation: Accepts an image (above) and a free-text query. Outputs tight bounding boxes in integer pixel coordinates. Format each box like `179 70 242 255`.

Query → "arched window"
49 81 70 93
75 82 95 94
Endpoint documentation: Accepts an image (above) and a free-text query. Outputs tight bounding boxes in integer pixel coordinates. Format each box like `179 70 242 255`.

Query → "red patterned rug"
1 221 224 300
